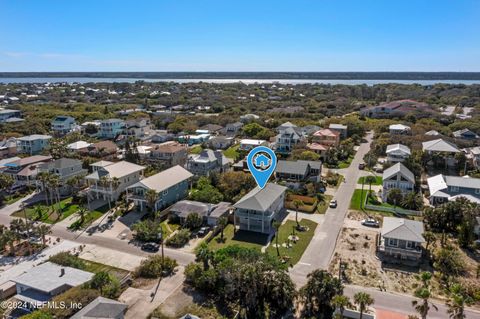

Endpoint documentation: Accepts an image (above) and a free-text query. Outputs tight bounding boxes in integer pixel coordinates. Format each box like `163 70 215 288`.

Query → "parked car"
358 162 365 170
329 199 338 208
141 242 160 252
361 218 380 228
197 226 210 237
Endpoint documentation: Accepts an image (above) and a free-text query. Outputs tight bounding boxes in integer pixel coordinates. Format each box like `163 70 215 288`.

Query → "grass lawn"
12 197 79 224
189 145 203 155
349 189 373 210
316 194 333 214
338 156 354 169
161 219 181 237
207 224 268 251
357 176 383 185
81 257 129 278
68 205 110 230
222 144 240 159
266 219 317 266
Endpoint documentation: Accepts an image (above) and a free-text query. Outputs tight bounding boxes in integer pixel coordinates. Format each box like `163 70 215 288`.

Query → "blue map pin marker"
247 146 277 189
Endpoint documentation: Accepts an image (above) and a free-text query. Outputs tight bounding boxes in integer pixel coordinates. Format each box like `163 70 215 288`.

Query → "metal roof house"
126 165 193 212
386 144 411 163
382 163 415 201
233 183 287 234
427 174 480 205
378 217 425 263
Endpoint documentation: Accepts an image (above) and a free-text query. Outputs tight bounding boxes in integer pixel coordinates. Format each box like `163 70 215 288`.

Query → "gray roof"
234 183 287 211
70 296 127 319
386 144 411 156
209 202 232 218
169 200 211 218
422 139 460 153
129 165 192 192
383 163 415 183
444 175 480 189
382 217 425 243
39 157 82 170
276 160 309 176
191 149 229 165
86 161 145 180
12 262 94 293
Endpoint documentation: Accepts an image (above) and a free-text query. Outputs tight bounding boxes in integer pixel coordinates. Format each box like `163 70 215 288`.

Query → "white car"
329 200 338 208
361 218 379 228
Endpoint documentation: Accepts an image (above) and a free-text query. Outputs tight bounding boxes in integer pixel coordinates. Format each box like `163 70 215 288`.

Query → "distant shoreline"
1 72 480 80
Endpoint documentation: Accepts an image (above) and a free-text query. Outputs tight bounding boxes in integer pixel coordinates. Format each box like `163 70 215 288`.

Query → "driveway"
289 132 373 286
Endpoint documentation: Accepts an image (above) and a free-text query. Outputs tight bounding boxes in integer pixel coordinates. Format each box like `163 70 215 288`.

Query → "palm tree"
402 192 423 210
36 171 51 205
447 283 474 319
145 189 158 215
34 224 52 247
10 218 26 236
364 175 377 195
412 272 437 319
196 242 213 271
273 220 281 257
332 295 352 319
292 199 304 230
4 230 19 256
77 207 88 224
34 205 44 221
47 175 61 215
423 231 436 252
354 292 374 319
218 216 228 242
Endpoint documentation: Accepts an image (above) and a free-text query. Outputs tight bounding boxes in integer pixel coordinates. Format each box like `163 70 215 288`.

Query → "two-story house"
2 155 52 187
17 134 52 155
378 217 425 263
233 183 287 234
224 122 243 136
386 144 411 163
77 140 119 160
51 116 77 135
37 158 87 195
208 136 235 150
123 118 152 140
463 146 480 168
275 160 322 183
126 165 193 212
99 119 125 139
382 163 415 201
0 137 17 158
312 129 340 147
275 123 306 155
0 109 22 123
329 123 348 139
427 174 480 205
187 149 229 176
422 138 460 168
149 141 188 167
85 161 145 201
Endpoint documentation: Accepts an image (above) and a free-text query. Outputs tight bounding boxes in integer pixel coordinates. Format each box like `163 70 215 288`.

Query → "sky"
0 0 479 72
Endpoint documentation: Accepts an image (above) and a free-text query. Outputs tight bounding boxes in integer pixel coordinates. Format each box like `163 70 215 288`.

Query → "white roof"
91 160 113 167
18 134 52 141
240 139 266 145
12 262 93 293
427 174 448 197
136 145 152 154
449 194 480 204
383 162 415 183
129 165 193 193
386 144 411 156
389 124 410 131
382 217 425 243
67 141 91 150
422 139 460 153
425 130 440 136
86 161 145 180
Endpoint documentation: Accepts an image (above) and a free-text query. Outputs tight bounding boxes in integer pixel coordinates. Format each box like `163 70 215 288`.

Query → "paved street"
289 131 373 286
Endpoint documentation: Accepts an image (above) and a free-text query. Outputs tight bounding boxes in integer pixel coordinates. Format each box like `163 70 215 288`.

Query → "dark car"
358 163 365 170
197 226 210 237
141 242 160 252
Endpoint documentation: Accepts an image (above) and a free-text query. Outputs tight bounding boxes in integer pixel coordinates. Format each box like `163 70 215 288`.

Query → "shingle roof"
12 262 93 293
382 217 425 243
70 296 127 319
234 183 287 211
130 165 192 192
276 160 309 175
383 163 415 183
169 200 210 218
209 202 232 218
422 139 460 153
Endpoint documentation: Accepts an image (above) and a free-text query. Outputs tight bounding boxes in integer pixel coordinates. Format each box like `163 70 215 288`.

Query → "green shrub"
136 255 178 278
166 229 191 248
48 252 86 270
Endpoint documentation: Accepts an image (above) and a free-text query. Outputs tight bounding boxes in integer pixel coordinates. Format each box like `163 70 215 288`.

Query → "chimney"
60 268 65 277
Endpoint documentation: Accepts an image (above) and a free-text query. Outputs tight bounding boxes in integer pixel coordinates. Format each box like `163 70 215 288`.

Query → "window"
388 238 398 247
475 189 480 194
163 189 168 195
406 241 415 249
449 186 459 192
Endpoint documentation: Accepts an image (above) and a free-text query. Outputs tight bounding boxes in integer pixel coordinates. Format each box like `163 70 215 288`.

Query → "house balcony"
378 244 422 259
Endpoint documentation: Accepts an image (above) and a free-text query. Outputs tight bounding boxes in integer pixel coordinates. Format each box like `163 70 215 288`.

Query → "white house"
389 124 411 135
382 163 415 201
239 139 268 151
386 144 411 163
